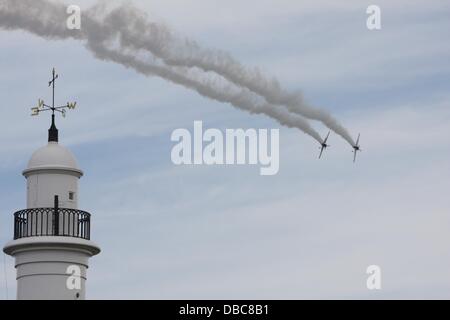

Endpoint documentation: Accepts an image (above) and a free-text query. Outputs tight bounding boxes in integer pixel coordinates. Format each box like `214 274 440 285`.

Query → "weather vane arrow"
30 68 77 142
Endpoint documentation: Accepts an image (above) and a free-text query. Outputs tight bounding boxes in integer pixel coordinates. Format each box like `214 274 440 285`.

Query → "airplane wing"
324 131 330 143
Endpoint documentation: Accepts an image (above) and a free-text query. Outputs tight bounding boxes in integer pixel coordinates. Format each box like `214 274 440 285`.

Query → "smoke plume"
0 0 356 145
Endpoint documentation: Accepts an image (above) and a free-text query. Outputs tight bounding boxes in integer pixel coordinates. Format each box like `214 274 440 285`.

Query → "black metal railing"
13 207 91 240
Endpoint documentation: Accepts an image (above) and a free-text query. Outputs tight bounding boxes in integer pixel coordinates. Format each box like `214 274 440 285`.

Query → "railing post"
13 213 17 240
54 195 59 235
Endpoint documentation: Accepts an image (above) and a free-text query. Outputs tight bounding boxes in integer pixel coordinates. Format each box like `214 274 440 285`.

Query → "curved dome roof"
24 142 82 176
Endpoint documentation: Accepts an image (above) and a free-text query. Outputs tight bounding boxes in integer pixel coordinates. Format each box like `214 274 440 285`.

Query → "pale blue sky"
1 0 450 299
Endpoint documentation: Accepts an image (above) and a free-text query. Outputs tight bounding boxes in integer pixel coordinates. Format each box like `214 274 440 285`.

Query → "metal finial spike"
48 114 58 142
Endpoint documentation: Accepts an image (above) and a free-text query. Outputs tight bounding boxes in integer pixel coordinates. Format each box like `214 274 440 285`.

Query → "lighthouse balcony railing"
13 208 91 240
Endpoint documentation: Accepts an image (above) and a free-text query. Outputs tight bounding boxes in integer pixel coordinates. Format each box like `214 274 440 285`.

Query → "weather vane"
31 68 77 118
30 68 77 142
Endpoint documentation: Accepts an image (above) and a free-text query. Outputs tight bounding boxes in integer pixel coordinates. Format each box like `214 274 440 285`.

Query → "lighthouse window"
69 192 75 201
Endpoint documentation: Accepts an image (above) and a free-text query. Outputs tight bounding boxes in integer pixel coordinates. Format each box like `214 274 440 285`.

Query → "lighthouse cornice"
22 166 84 178
3 236 101 257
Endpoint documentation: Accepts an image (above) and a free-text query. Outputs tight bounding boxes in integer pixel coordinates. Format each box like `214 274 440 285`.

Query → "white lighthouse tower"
3 69 100 300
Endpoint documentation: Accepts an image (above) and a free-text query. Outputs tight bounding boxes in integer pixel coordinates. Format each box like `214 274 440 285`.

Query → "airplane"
352 133 361 162
319 131 330 159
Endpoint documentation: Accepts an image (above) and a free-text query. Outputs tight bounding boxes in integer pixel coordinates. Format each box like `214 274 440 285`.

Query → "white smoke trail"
0 0 327 144
87 40 325 142
93 4 356 146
